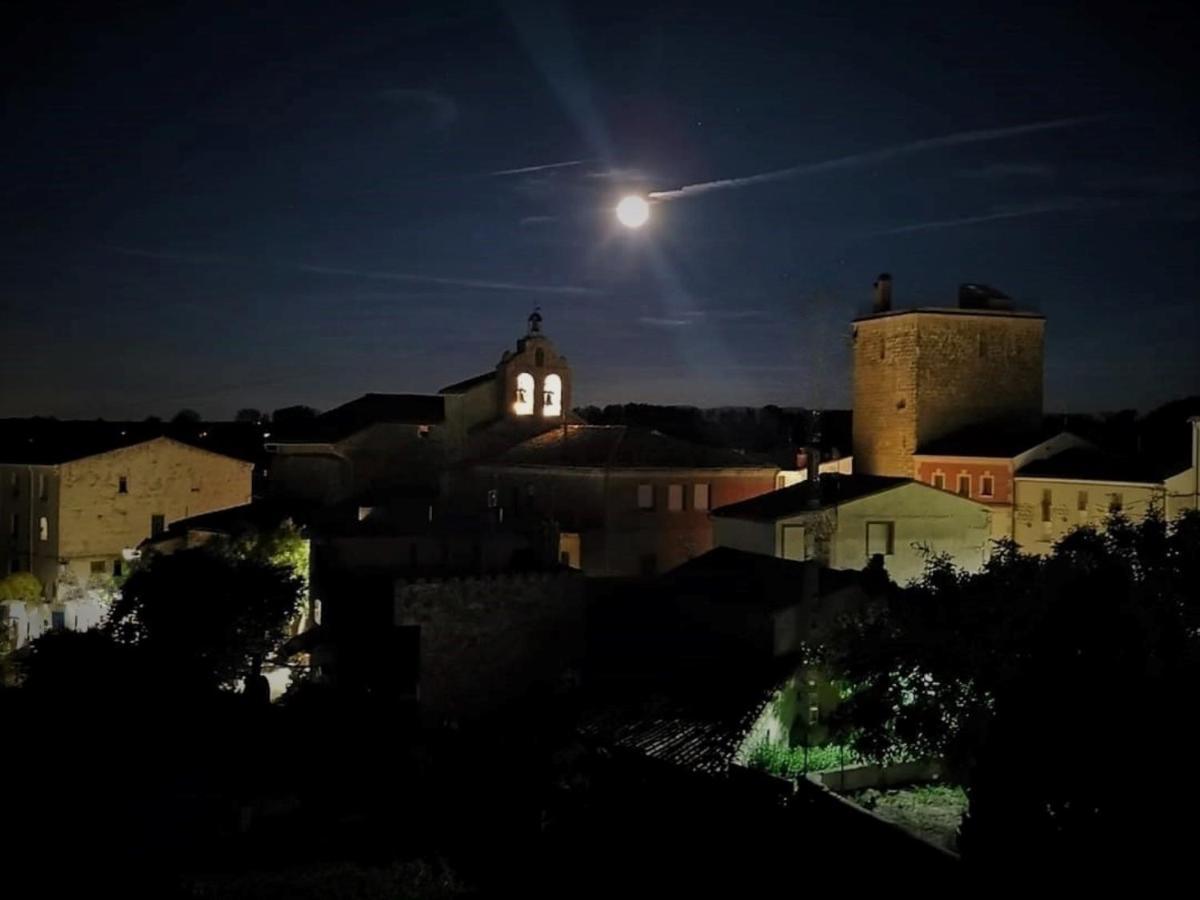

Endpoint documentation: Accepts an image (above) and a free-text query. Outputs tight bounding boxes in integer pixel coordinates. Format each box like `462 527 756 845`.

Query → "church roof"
271 393 445 443
438 371 496 394
488 425 777 470
711 474 910 520
916 423 1073 458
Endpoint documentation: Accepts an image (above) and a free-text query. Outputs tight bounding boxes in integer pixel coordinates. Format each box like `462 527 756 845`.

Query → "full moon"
616 195 650 228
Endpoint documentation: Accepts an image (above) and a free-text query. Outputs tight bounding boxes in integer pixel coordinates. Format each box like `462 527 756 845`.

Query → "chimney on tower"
872 273 893 313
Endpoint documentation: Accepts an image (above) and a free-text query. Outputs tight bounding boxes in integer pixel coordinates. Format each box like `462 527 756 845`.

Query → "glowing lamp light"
616 195 650 229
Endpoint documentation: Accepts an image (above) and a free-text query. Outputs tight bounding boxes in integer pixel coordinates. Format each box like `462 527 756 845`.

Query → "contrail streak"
649 115 1105 200
489 159 588 176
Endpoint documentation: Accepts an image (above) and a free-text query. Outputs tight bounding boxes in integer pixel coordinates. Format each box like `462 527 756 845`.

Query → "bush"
746 740 864 778
0 573 43 604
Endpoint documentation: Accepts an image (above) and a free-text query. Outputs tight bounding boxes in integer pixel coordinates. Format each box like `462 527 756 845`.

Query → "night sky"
3 0 1197 419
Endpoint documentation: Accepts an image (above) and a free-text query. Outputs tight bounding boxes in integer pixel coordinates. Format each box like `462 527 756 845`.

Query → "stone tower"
852 275 1045 477
497 308 571 422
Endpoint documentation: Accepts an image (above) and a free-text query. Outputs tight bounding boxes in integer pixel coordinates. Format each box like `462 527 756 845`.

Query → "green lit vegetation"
0 572 43 604
746 740 865 777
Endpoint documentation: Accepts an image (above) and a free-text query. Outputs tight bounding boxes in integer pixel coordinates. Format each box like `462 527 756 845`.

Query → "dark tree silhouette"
234 407 266 423
106 547 303 692
832 509 1200 873
171 408 202 423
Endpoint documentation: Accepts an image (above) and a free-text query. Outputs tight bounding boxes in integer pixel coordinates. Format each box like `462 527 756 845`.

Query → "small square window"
957 474 971 497
90 560 106 574
667 484 684 511
932 473 945 491
636 484 654 510
980 475 994 498
693 484 710 511
118 476 128 494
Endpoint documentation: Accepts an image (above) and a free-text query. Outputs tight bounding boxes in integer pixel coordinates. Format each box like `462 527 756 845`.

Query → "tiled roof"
271 393 445 442
1017 447 1168 484
916 424 1072 458
0 420 259 465
491 425 777 470
438 371 495 394
711 474 908 520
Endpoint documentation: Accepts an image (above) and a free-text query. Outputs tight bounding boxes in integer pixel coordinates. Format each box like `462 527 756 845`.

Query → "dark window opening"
118 476 128 494
151 514 166 537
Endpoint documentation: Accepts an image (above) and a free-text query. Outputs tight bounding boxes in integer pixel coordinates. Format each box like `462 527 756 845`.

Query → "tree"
234 408 266 424
0 572 43 604
172 408 201 424
271 405 319 424
106 547 303 693
832 510 1200 873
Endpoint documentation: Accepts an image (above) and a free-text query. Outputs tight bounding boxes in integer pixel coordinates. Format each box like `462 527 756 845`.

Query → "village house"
0 429 252 646
711 473 994 586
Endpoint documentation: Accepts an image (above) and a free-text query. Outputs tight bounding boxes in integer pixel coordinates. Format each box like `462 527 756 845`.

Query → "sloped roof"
439 371 495 394
711 474 908 520
916 423 1071 458
668 547 860 609
1017 447 1167 484
490 425 777 470
271 393 445 442
0 420 259 465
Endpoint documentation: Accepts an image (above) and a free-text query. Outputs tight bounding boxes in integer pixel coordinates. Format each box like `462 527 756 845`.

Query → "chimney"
872 273 892 313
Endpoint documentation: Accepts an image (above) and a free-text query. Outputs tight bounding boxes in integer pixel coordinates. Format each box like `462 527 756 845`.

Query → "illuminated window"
39 517 48 541
514 372 534 416
808 705 820 726
1041 489 1052 522
957 474 971 497
542 373 562 417
866 522 894 556
637 484 654 509
1077 490 1088 512
118 476 128 494
932 472 945 491
980 475 994 498
693 484 710 511
667 484 684 511
418 425 430 438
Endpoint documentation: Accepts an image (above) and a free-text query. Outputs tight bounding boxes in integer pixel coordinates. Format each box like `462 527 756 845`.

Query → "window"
957 474 971 497
38 473 47 500
1109 492 1123 513
151 514 166 537
808 705 820 726
38 517 48 541
113 559 123 578
513 372 534 416
1041 489 1053 523
542 373 562 417
1077 490 1088 512
980 475 994 498
486 489 499 508
932 473 945 491
418 425 430 438
693 483 710 511
667 484 684 511
10 513 17 536
90 560 106 574
637 483 654 509
51 611 65 632
118 475 128 494
866 521 894 556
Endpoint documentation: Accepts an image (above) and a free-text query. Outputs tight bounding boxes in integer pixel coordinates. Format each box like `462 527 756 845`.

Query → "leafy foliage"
832 509 1200 870
106 547 303 691
747 740 864 777
0 572 43 604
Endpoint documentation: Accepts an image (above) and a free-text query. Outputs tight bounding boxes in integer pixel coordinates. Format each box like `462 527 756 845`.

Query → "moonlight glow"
616 195 650 228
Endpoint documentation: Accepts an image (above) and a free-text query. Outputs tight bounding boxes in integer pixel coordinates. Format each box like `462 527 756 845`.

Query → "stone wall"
394 570 584 725
1012 477 1165 555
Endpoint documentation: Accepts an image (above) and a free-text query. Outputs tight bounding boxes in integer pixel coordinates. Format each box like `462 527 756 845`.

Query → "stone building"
0 432 252 645
852 275 1045 478
471 424 780 575
712 473 994 585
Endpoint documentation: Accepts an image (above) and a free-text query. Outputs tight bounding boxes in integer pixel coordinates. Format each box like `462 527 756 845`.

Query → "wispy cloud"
377 88 458 130
876 197 1118 235
489 159 589 177
958 162 1056 179
585 166 655 182
520 215 558 225
298 264 598 296
649 115 1105 200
